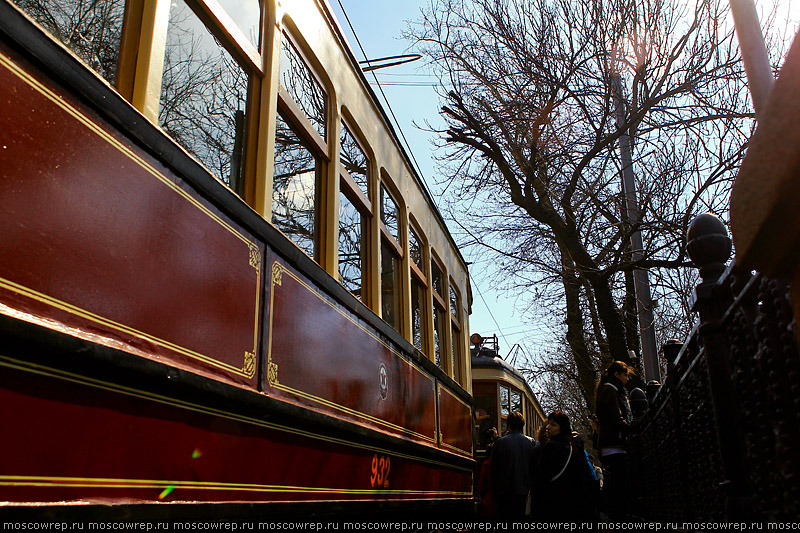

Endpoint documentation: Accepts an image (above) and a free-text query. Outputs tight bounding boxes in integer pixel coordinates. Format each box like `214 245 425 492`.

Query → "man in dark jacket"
490 411 536 519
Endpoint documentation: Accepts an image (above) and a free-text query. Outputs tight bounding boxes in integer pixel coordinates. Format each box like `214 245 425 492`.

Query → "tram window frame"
430 253 448 371
525 400 535 438
182 0 262 71
510 389 522 417
473 381 499 451
499 384 510 435
272 30 330 263
278 31 327 142
379 178 403 333
449 281 463 384
338 119 371 300
158 0 256 195
408 222 428 354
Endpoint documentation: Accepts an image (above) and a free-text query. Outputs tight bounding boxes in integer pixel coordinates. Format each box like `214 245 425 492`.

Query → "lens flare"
158 484 175 500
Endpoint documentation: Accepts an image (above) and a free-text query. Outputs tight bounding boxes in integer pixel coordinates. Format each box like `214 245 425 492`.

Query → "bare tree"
13 0 125 83
159 1 249 191
407 0 756 411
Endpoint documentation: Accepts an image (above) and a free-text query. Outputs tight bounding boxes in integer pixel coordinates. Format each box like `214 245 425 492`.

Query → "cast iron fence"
630 214 800 521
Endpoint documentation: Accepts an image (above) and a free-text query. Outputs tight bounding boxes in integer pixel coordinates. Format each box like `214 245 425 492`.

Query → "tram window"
380 185 399 242
216 0 261 49
380 240 401 330
433 305 444 368
159 0 251 192
13 0 125 84
450 327 461 383
379 179 402 332
340 123 369 198
511 389 522 415
338 121 370 299
273 111 318 259
409 223 427 353
409 226 423 269
500 385 510 435
473 387 497 450
431 260 443 297
338 193 363 297
411 277 427 352
279 33 326 141
431 254 448 370
450 283 462 384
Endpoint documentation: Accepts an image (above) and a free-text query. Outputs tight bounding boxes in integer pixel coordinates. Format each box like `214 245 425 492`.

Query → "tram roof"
471 351 541 413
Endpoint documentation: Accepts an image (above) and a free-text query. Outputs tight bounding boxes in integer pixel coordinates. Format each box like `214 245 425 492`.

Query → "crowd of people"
477 361 635 522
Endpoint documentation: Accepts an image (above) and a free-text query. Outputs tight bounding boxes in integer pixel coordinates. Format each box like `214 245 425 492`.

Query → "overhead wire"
468 270 512 353
335 0 532 361
334 0 437 205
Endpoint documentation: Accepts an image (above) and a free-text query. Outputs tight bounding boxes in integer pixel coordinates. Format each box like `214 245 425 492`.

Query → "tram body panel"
0 0 475 515
0 357 473 505
265 255 438 445
0 44 261 389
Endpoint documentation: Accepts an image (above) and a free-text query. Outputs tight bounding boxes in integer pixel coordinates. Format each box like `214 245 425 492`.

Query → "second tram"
470 334 545 456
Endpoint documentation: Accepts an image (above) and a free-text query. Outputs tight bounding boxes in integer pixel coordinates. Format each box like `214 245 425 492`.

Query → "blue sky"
327 0 537 358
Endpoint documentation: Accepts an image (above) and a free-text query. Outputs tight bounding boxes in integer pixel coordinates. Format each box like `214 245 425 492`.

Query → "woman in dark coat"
531 411 594 521
595 360 633 520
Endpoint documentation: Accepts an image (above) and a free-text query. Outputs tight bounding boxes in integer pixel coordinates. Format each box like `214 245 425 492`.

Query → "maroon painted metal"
0 358 473 504
437 384 474 457
0 46 261 388
266 256 438 445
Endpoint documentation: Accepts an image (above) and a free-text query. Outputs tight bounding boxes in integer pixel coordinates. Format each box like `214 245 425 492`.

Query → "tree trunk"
561 253 599 413
587 271 634 366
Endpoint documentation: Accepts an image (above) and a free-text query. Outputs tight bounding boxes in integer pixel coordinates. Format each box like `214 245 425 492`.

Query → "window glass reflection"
432 261 443 297
451 324 461 382
511 389 522 414
433 305 444 368
160 0 250 191
500 385 510 435
217 0 261 48
411 277 426 352
339 193 362 298
273 112 317 258
340 123 368 197
381 185 399 242
475 392 497 450
409 227 423 269
13 0 125 84
381 241 400 330
280 34 326 140
449 286 458 317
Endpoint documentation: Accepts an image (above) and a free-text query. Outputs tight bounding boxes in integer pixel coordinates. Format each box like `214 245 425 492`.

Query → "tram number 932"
370 454 391 488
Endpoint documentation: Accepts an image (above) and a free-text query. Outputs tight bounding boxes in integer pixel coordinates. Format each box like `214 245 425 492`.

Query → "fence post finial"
687 213 732 284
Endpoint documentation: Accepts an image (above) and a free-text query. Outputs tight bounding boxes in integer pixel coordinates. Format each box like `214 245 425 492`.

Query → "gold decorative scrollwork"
271 262 284 286
268 362 279 385
243 351 256 378
249 246 261 270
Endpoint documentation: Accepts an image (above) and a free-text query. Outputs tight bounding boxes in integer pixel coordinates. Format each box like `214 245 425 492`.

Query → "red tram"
0 0 474 518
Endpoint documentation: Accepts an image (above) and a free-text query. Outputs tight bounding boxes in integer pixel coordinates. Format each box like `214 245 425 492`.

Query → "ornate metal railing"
630 214 800 521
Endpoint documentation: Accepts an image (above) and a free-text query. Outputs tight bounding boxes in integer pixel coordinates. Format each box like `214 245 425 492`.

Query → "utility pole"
611 71 661 383
729 0 773 115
